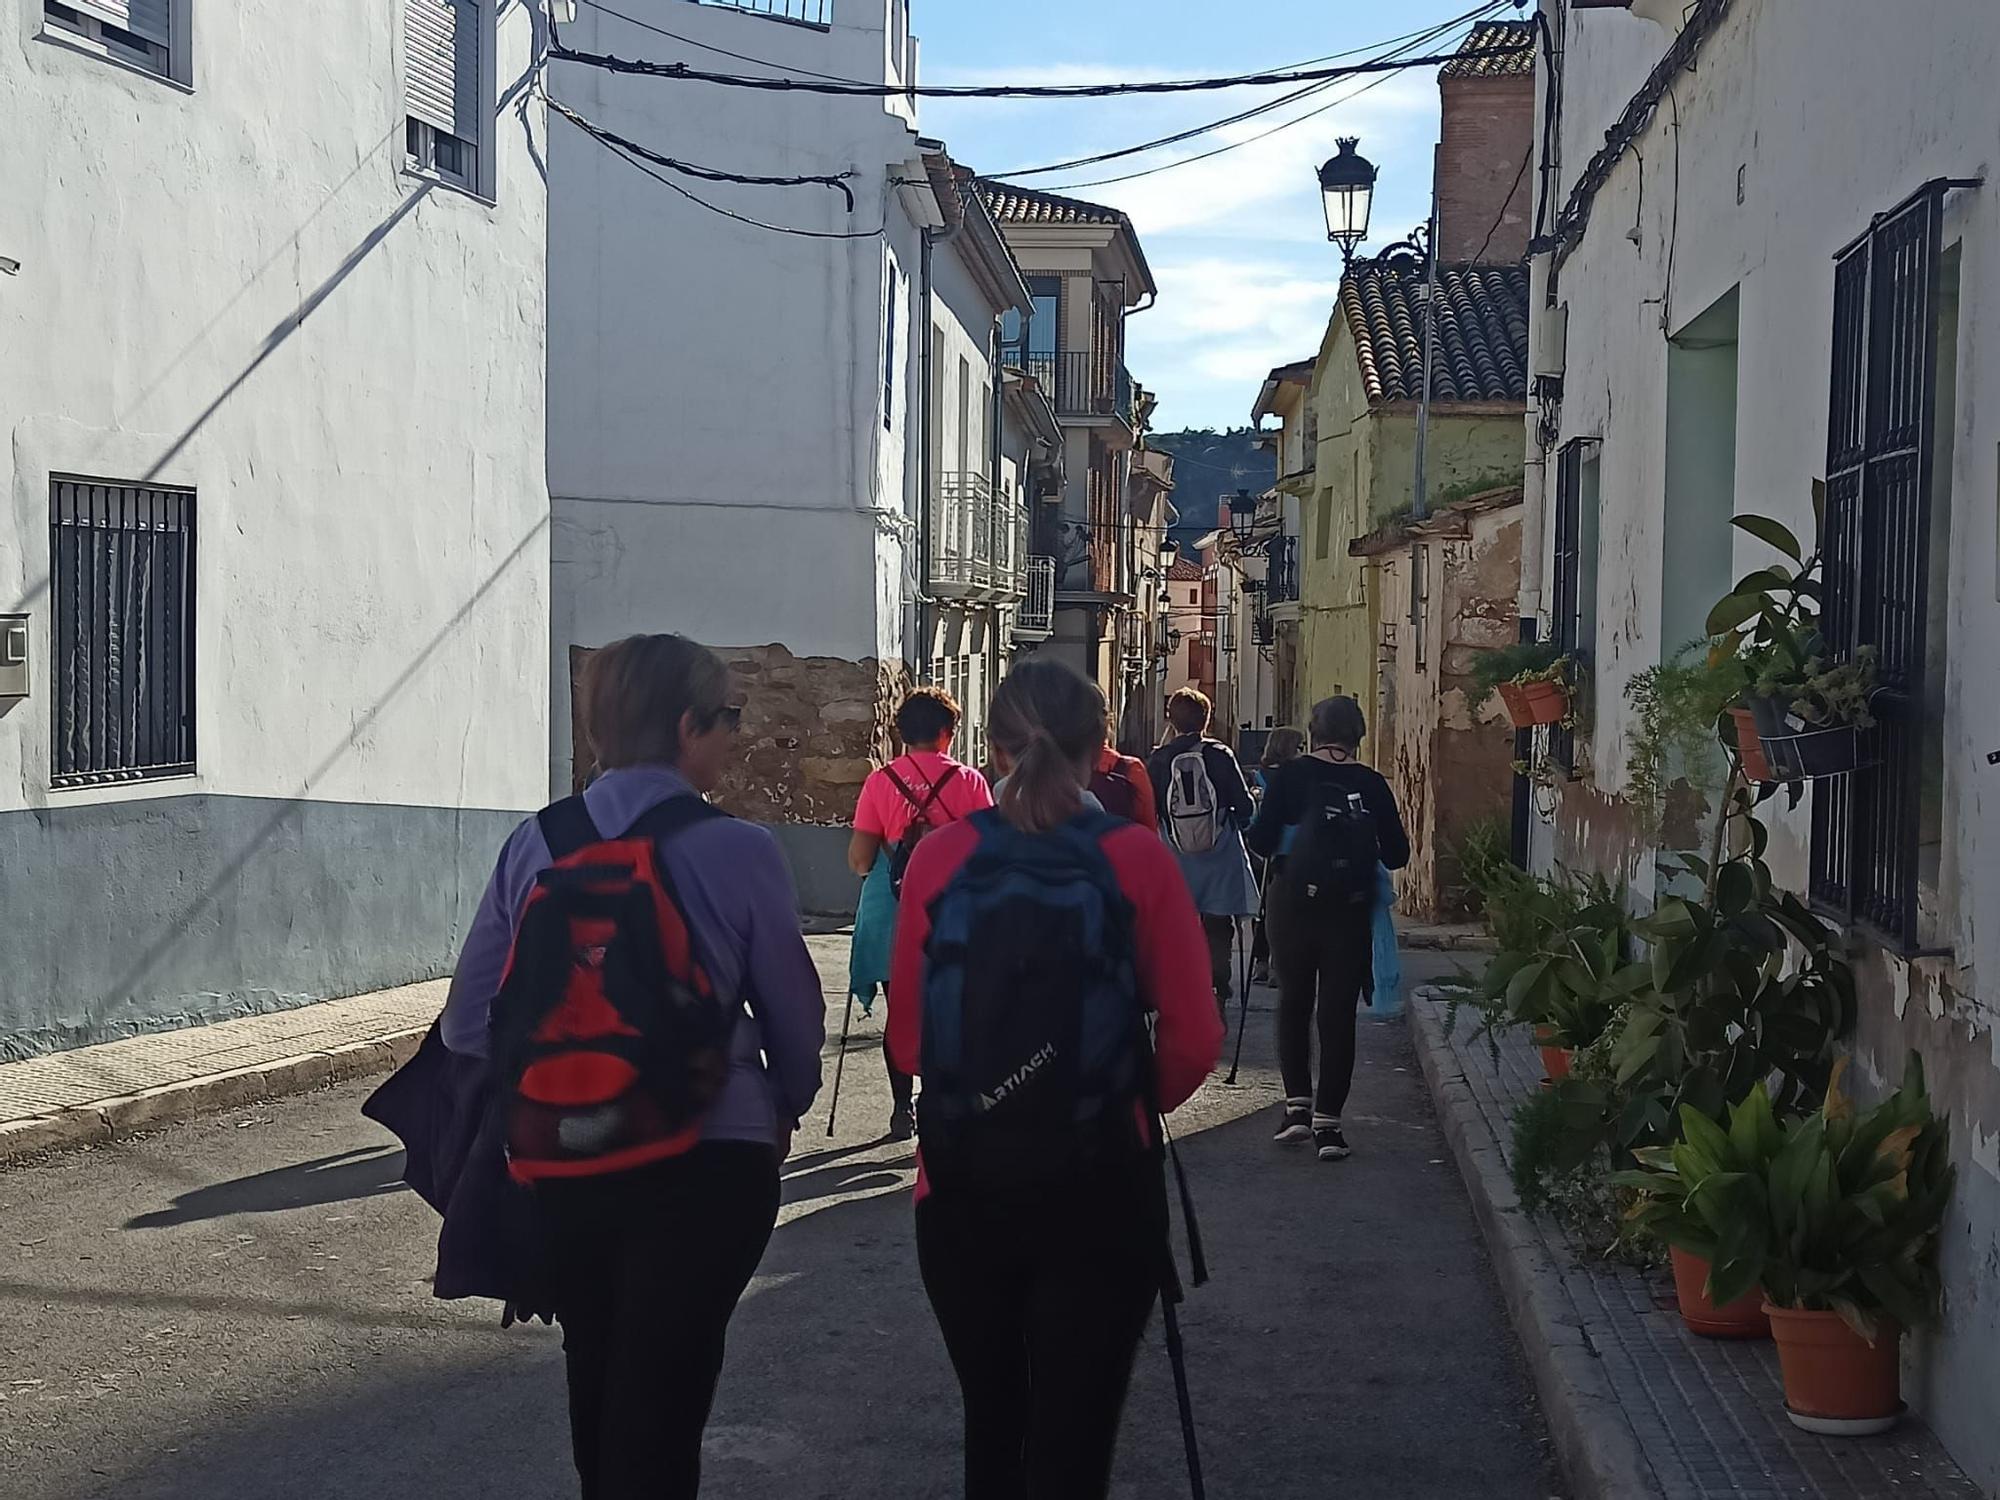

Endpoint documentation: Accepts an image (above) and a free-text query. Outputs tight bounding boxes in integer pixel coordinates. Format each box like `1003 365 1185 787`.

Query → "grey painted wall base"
0 794 524 1062
0 796 858 1061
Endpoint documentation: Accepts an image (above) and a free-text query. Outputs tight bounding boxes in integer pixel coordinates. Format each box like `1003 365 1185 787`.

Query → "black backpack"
1289 776 1380 909
883 763 951 898
916 810 1150 1188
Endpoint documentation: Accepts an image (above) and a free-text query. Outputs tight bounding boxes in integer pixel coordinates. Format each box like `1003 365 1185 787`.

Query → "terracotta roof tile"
1441 20 1536 78
975 180 1127 227
1167 558 1206 581
1339 249 1529 405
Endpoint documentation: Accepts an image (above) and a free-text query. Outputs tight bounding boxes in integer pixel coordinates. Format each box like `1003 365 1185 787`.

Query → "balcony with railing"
1266 534 1301 606
1021 351 1136 426
1017 556 1057 639
933 474 1029 603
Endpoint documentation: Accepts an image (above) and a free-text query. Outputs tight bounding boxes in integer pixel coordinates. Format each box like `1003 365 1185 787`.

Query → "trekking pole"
824 989 857 1138
1225 914 1253 1085
1161 1296 1208 1500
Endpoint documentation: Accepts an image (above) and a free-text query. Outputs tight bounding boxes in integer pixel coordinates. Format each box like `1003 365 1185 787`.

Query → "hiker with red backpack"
423 634 825 1500
846 688 994 1140
1147 688 1259 1014
1091 732 1158 831
889 659 1224 1500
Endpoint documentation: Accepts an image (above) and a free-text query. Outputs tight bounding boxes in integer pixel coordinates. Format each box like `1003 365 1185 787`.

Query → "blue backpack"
917 809 1150 1188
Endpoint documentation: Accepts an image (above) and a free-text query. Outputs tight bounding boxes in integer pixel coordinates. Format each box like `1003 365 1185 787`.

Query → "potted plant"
1616 1057 1953 1432
1468 640 1571 729
1475 873 1650 1082
1706 496 1877 779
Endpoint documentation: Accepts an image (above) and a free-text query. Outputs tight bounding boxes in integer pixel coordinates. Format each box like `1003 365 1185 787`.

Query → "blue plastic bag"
1370 864 1403 1017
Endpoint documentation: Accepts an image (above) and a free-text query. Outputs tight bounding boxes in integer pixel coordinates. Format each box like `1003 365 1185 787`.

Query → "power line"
1467 134 1535 265
571 0 868 85
548 95 883 240
547 39 1538 102
545 94 858 208
991 1 1508 184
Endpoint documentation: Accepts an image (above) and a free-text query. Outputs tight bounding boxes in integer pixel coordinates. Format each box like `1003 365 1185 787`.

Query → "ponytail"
989 660 1108 834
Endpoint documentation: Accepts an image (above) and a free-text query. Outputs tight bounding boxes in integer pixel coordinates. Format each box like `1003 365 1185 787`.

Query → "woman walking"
437 634 826 1499
1247 697 1408 1163
1147 688 1259 1013
890 659 1223 1499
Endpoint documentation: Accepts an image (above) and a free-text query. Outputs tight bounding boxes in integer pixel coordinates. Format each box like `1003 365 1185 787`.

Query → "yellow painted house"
1299 244 1530 759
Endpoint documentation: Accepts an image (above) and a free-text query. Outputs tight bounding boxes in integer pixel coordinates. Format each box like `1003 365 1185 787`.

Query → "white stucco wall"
1530 1 2000 1479
0 0 550 1048
1 0 550 818
547 0 922 788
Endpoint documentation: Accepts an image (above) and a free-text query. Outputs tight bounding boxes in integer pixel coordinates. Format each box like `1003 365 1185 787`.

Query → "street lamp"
1227 488 1258 541
1160 535 1180 566
1318 137 1377 262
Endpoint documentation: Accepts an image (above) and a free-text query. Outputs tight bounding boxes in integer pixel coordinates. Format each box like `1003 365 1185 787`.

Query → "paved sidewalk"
1409 989 1980 1500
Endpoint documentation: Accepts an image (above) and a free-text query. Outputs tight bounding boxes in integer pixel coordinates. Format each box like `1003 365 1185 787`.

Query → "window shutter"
406 0 478 140
73 0 171 46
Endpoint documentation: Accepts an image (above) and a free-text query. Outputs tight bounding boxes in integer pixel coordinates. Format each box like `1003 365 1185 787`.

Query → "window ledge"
35 28 191 93
49 768 197 795
398 163 497 209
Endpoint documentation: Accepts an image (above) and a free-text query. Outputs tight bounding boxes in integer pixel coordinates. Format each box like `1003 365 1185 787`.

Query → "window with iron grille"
50 479 196 788
1810 181 1967 951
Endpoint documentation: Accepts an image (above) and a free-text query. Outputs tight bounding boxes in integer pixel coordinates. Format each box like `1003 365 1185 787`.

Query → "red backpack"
1089 756 1145 825
490 795 734 1184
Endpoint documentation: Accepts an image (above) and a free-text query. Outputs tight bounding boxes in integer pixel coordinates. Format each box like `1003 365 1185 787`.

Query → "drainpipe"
1409 155 1441 628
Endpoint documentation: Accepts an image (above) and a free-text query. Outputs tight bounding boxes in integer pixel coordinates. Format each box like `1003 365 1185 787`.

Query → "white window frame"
404 0 491 199
41 1 176 82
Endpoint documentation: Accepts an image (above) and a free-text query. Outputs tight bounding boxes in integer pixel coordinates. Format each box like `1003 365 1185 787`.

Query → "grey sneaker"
1314 1120 1351 1161
1273 1100 1312 1145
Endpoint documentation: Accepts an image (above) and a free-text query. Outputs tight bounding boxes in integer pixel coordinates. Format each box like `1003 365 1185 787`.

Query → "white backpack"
1164 746 1223 854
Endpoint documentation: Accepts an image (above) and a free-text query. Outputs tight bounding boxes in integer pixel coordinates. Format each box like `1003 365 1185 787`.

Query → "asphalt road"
1 947 1562 1499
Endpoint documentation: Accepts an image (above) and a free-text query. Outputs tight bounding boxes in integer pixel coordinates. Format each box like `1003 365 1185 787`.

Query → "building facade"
1250 358 1315 735
0 0 550 1055
547 0 925 911
977 182 1158 734
1524 0 2000 1480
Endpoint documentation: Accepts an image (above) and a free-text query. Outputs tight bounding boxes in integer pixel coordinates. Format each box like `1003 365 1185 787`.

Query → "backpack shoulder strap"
537 796 601 861
628 794 729 847
885 762 950 826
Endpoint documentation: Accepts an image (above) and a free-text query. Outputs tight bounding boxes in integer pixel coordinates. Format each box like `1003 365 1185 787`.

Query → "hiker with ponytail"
888 659 1223 1499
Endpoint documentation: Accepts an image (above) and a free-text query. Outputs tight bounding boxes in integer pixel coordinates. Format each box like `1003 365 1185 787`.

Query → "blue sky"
919 0 1508 432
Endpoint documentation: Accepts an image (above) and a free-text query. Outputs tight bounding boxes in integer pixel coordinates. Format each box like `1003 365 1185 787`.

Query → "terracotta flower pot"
1728 705 1778 784
1765 1304 1903 1434
1499 677 1568 729
1670 1248 1770 1339
1533 1029 1574 1084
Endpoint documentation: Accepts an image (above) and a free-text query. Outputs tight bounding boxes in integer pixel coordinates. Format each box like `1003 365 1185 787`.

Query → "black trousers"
1268 881 1373 1117
1200 914 1236 1003
542 1143 781 1500
916 1165 1167 1499
886 1034 915 1112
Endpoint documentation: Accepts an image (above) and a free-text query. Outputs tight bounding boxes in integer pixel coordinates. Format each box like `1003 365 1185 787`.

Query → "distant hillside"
1149 428 1278 557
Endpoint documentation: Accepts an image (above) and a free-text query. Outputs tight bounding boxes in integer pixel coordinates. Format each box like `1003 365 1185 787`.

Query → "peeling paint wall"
1531 1 2000 1481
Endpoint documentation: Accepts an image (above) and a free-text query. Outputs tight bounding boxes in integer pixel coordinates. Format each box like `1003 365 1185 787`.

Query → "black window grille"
51 479 196 788
1809 181 1963 948
1548 439 1589 773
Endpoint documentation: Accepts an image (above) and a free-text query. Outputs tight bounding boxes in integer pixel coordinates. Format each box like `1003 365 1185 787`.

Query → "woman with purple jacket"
436 633 825 1500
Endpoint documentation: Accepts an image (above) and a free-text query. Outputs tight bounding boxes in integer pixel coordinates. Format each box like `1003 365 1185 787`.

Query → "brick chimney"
1435 21 1536 264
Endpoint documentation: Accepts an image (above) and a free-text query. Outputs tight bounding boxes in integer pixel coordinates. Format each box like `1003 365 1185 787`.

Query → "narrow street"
2 948 1561 1499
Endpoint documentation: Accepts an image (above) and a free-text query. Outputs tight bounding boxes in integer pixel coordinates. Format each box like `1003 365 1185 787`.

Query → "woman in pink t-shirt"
846 688 994 1139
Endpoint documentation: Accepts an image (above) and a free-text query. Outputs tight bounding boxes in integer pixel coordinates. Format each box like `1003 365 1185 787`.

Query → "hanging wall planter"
1500 677 1570 729
1745 692 1869 780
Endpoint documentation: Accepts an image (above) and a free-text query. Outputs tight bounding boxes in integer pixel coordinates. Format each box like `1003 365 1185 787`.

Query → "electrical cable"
1467 138 1535 265
544 94 858 208
990 1 1509 184
571 0 871 84
547 39 1539 102
547 92 883 239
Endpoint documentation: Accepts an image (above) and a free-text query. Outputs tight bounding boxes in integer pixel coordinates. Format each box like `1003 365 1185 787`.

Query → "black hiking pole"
824 989 857 1138
1161 1296 1208 1499
1225 911 1254 1085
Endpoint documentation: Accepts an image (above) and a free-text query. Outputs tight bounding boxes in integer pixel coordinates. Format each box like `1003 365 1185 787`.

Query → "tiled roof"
976 180 1127 227
1167 559 1205 582
1441 20 1536 78
1340 250 1529 405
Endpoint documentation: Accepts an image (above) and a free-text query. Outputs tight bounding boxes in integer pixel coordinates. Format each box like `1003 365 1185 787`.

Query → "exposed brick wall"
1437 74 1535 264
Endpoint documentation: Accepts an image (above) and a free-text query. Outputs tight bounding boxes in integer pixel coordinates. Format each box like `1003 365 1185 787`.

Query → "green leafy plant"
1750 647 1880 731
1455 871 1649 1050
1445 813 1514 922
1623 643 1742 836
1466 639 1568 715
1613 1055 1954 1340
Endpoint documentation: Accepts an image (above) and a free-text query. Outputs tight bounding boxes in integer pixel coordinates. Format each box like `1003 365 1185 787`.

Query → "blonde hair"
989 660 1107 834
581 634 729 771
1262 727 1307 768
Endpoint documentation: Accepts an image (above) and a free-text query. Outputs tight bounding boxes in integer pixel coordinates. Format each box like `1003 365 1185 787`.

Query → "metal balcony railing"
1022 351 1136 425
688 0 832 25
933 474 1032 602
1266 534 1300 604
1017 556 1057 638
